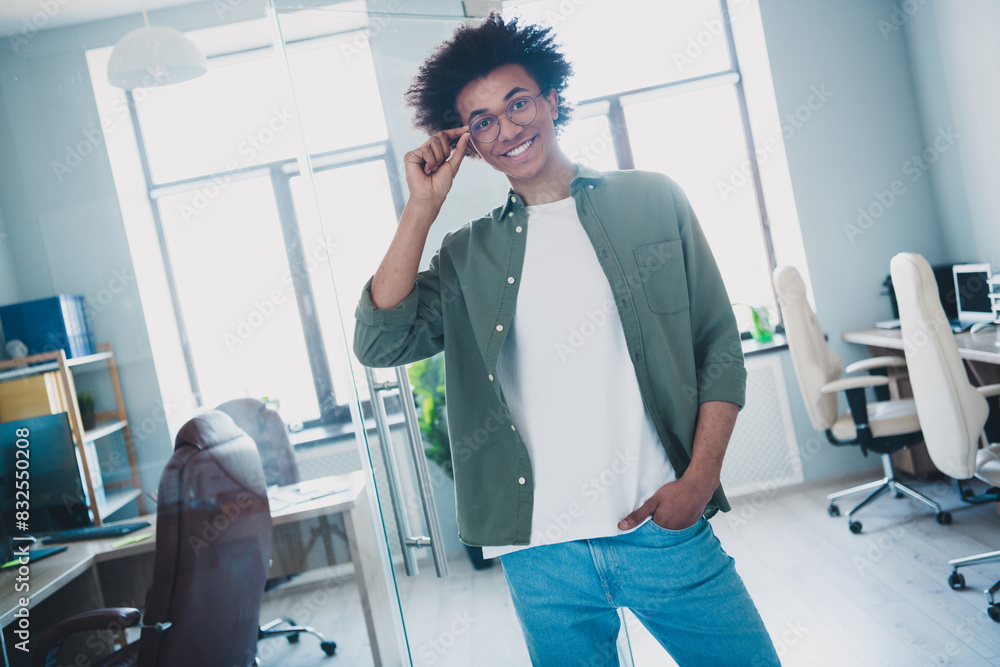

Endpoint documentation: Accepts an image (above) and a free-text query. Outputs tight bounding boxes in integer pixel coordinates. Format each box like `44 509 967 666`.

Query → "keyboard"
41 521 151 544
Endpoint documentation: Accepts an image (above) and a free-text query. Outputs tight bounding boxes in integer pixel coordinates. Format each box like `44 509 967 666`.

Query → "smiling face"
456 63 572 193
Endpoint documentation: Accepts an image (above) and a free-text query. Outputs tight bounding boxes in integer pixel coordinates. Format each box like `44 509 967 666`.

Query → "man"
354 13 779 667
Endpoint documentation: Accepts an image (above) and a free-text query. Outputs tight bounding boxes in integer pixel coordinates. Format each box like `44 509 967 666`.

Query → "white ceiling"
0 0 201 36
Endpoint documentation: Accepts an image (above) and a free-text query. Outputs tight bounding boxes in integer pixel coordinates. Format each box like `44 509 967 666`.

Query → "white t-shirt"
481 196 676 559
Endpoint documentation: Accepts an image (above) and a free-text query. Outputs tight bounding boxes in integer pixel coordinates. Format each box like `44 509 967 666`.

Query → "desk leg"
318 515 337 565
343 483 407 667
89 563 106 609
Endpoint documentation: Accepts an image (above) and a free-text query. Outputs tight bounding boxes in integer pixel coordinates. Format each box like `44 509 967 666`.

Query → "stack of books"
0 371 71 423
0 295 95 359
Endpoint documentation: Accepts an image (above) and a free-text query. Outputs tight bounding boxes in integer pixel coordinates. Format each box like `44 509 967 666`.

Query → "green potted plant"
77 392 96 430
408 354 493 570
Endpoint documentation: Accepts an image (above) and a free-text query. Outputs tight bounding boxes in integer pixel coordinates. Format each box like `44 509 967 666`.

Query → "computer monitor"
953 264 993 324
0 413 91 535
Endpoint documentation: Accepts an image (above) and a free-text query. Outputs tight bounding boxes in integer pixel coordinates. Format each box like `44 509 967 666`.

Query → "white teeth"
504 138 533 157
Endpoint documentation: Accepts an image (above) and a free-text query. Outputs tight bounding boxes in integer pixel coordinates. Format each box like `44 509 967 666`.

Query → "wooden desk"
843 327 1000 363
843 327 1000 383
0 472 404 666
843 327 1000 473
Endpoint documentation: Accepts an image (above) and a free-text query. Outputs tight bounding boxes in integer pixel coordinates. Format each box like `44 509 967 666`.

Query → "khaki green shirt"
354 164 747 547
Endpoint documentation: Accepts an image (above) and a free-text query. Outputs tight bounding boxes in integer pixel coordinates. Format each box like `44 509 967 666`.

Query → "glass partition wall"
267 6 536 666
267 5 613 665
3 0 787 663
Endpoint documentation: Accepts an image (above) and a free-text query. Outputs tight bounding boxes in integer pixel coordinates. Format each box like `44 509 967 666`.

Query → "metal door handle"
364 366 449 577
395 366 449 578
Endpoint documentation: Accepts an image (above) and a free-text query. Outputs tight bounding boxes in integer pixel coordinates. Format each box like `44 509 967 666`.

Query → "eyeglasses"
468 93 547 143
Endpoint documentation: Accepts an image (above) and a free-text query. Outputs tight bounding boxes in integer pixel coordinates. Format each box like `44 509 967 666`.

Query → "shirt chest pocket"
633 240 690 314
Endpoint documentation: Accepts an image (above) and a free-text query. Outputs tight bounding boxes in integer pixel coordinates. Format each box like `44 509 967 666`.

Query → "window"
93 24 403 427
512 0 782 329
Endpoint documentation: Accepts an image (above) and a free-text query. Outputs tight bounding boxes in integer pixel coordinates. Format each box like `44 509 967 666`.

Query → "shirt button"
518 477 526 485
588 184 594 189
488 374 494 381
508 211 514 218
507 276 515 284
510 424 516 431
510 196 517 203
496 324 503 332
515 225 523 233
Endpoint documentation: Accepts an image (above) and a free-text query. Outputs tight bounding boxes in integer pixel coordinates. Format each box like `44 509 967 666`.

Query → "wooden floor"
258 470 1000 666
711 471 1000 667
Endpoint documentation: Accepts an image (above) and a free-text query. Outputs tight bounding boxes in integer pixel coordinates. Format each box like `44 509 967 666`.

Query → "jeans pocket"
646 517 703 536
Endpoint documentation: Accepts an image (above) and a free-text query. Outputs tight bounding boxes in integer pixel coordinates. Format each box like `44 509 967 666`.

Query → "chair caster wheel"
989 605 1000 623
894 491 905 499
827 504 840 517
849 520 863 534
287 633 300 644
321 641 337 656
948 572 966 590
937 512 953 525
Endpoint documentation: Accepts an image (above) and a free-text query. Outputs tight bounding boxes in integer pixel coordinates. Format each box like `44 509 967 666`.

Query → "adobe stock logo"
842 126 959 244
530 450 638 546
7 0 72 53
51 128 105 183
554 298 616 361
877 0 928 40
672 0 753 73
716 85 833 202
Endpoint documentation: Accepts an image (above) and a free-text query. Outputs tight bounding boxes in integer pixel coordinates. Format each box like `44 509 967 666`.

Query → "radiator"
721 353 803 496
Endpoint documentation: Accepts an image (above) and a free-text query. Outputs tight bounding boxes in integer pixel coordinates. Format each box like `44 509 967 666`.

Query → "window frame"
125 72 404 429
564 0 780 328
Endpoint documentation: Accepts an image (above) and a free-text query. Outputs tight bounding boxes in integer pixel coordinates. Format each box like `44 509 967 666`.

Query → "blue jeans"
499 518 780 667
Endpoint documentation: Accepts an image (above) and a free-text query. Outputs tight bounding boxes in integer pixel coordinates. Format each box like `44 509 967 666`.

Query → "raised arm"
370 126 470 309
353 126 470 368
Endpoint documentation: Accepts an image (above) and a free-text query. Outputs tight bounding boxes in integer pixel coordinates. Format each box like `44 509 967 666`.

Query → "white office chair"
889 252 1000 621
774 265 949 533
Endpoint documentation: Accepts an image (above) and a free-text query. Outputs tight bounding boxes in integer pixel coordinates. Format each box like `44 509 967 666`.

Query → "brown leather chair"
214 398 337 656
33 411 273 667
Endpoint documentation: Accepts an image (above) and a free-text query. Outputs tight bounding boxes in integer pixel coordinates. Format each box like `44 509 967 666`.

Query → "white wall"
903 0 1000 267
757 0 949 478
0 95 18 324
0 203 18 334
0 85 28 325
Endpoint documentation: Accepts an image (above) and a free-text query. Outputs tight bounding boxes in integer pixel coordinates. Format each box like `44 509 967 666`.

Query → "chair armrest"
844 355 907 375
820 375 889 394
33 608 140 667
976 383 1000 398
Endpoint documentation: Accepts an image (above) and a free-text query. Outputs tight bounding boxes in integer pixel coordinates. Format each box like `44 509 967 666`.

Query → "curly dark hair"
405 13 573 153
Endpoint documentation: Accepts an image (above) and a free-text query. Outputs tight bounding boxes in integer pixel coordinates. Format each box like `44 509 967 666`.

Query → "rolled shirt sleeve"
353 250 447 368
671 180 748 409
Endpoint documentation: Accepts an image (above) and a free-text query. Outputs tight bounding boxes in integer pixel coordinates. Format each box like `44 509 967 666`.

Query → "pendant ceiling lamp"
108 3 207 90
